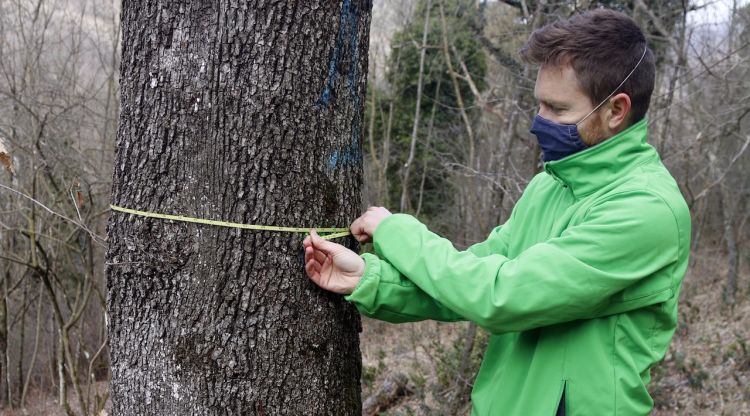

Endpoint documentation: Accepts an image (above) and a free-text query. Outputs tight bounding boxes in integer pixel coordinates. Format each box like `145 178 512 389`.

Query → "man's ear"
608 93 631 131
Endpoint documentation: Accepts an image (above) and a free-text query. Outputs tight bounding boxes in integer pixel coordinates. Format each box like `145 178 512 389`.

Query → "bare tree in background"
0 0 119 414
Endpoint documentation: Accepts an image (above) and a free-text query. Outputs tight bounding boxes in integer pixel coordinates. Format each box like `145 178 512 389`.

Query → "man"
303 9 690 416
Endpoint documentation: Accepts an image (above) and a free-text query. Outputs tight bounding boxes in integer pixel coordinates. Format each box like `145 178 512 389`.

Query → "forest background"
0 0 748 414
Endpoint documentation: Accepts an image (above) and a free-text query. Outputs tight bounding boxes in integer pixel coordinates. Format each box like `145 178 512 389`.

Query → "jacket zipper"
544 164 569 188
555 380 567 416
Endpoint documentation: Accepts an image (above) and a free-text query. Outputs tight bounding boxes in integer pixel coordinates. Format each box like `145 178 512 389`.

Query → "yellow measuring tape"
110 204 351 240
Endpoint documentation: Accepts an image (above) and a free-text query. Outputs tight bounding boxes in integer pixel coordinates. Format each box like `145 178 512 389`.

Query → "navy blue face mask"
530 43 649 162
529 115 588 162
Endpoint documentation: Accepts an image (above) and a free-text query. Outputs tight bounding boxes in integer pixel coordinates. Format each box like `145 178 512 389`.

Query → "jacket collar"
543 117 656 199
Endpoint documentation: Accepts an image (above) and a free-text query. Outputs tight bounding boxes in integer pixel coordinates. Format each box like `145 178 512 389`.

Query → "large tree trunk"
107 1 371 414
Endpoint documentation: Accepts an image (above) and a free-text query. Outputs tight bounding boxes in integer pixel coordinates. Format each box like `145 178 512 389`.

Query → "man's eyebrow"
536 97 568 108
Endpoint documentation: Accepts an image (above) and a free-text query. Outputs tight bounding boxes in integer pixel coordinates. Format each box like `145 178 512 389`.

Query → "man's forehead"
534 64 585 100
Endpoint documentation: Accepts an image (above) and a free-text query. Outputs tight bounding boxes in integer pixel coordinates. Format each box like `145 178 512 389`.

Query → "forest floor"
360 248 750 415
3 381 110 416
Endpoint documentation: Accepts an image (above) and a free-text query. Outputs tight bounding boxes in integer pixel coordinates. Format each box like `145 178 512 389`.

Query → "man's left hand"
350 206 392 244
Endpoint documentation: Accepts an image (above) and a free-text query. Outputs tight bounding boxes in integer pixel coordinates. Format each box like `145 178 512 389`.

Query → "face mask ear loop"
576 43 649 126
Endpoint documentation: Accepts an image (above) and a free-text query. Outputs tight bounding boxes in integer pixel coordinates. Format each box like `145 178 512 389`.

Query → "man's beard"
578 114 608 146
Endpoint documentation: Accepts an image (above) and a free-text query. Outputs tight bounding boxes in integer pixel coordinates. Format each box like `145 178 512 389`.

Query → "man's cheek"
579 117 607 146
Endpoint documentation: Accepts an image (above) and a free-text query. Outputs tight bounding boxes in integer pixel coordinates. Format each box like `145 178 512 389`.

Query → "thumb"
310 229 340 254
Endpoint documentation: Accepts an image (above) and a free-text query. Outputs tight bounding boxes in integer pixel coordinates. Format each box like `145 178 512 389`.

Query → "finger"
310 229 341 254
306 259 323 282
351 225 371 243
321 254 334 283
302 235 311 248
305 258 315 277
305 247 326 264
313 259 323 274
349 219 368 242
309 254 327 275
355 234 370 243
312 247 327 264
306 247 324 270
306 258 322 275
304 246 315 265
357 231 372 243
349 218 359 235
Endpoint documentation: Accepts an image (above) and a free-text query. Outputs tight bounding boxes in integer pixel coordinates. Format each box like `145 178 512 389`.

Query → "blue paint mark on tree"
327 142 362 171
319 0 364 171
327 151 340 170
318 0 357 108
346 1 360 102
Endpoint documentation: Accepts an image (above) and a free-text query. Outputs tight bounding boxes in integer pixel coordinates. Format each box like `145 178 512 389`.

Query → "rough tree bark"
107 1 372 414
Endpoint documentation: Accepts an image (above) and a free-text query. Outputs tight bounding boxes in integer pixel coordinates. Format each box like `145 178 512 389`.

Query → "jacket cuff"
344 253 381 311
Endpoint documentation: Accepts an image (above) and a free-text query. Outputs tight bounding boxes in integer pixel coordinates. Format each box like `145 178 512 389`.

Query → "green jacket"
345 118 691 415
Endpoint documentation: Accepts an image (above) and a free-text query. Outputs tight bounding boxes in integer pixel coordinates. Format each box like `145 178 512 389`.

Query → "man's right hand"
350 206 392 243
302 230 365 295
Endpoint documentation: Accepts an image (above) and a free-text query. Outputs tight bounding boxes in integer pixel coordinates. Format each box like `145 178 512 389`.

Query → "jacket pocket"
611 268 673 303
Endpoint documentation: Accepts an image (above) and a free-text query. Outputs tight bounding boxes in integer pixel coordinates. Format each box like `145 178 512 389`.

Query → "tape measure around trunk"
109 204 351 240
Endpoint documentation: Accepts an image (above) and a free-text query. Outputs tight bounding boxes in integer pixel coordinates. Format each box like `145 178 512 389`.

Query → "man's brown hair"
519 9 655 124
